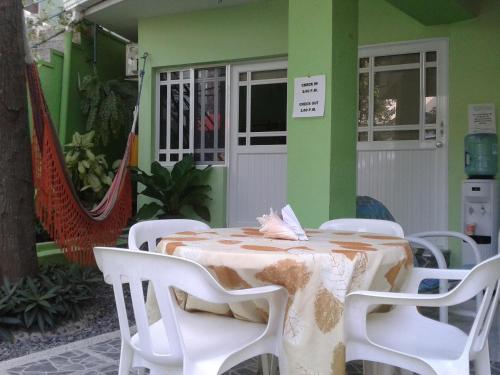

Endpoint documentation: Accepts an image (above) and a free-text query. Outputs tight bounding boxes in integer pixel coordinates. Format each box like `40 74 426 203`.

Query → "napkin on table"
256 204 308 241
281 204 308 240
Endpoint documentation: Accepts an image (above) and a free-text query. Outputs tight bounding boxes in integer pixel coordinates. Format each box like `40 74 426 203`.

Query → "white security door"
228 61 288 227
356 39 448 235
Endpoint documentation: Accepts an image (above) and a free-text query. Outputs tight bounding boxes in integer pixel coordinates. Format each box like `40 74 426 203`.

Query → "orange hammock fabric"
27 63 134 265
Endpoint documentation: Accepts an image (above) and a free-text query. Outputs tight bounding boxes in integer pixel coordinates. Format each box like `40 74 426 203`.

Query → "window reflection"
170 84 179 149
374 69 420 126
373 130 419 141
358 73 368 127
194 70 226 163
250 83 287 132
159 85 167 149
375 53 419 66
356 50 439 143
425 67 437 124
159 67 226 165
359 58 369 68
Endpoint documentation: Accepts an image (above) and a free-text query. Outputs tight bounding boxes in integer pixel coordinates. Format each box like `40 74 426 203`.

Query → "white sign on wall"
468 103 496 134
292 75 326 118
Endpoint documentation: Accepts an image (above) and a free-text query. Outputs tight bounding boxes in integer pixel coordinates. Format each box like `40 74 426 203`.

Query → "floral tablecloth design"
150 227 412 375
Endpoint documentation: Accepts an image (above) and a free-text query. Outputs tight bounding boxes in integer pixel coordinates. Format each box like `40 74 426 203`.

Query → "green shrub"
132 155 212 221
0 264 102 341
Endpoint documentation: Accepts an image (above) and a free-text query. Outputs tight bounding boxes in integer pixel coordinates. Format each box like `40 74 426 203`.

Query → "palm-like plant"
79 71 137 146
133 156 212 221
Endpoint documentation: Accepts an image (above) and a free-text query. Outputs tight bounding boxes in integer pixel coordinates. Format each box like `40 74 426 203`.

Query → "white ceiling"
77 0 257 41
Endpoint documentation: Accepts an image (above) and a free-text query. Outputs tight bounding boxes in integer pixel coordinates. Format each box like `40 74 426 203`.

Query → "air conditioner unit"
125 43 139 77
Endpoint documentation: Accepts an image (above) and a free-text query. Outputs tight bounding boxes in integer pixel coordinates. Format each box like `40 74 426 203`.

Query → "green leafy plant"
0 264 102 340
65 131 119 207
17 277 60 331
79 71 137 145
38 264 101 320
0 305 20 342
0 280 22 341
133 155 212 221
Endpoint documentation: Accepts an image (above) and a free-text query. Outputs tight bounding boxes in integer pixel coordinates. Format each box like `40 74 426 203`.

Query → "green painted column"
59 31 73 143
287 0 358 227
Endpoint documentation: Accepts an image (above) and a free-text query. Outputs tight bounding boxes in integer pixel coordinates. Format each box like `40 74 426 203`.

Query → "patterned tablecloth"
152 227 413 375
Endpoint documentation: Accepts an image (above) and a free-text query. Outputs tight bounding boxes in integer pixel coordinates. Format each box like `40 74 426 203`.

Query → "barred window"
157 67 226 165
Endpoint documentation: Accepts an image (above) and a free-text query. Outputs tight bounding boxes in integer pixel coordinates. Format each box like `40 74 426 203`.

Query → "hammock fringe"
27 63 133 266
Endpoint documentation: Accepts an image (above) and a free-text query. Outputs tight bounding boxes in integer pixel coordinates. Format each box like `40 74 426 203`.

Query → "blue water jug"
464 133 498 178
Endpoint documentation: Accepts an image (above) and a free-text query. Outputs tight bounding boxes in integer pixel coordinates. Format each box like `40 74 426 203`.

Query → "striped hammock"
26 63 135 265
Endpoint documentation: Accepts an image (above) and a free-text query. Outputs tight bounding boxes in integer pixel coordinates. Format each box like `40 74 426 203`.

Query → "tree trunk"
0 0 38 279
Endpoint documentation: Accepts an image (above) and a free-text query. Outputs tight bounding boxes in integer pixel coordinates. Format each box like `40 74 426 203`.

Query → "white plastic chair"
128 219 210 252
319 218 404 238
410 231 482 320
411 231 482 267
404 236 449 323
345 254 500 375
128 219 275 375
93 247 288 375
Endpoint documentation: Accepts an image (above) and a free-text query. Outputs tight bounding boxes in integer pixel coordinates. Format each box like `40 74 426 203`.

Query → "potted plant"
132 155 212 221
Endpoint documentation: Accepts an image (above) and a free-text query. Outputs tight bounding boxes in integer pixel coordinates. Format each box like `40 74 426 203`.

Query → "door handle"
436 141 444 148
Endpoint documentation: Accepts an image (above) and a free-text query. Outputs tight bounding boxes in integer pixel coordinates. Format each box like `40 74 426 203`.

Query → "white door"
356 39 449 235
228 61 288 227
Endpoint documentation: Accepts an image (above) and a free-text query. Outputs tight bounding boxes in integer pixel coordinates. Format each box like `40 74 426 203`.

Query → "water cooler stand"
461 179 499 265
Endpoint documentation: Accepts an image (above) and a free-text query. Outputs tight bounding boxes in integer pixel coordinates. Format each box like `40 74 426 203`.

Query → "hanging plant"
78 71 137 145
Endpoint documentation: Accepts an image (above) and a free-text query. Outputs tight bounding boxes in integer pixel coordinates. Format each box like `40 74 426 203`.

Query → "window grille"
157 67 226 165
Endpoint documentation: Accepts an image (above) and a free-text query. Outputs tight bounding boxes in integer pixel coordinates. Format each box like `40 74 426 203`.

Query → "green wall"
35 27 127 158
136 0 500 234
61 27 128 160
359 0 500 261
448 0 500 235
287 0 358 227
330 0 359 221
38 50 64 129
137 0 288 227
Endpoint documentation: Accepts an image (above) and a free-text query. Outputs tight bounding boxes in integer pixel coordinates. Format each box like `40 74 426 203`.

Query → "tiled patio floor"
1 308 499 375
1 341 260 375
0 330 362 375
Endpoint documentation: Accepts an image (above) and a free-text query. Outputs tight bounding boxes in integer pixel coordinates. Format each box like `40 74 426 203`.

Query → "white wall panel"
357 149 447 235
230 153 287 227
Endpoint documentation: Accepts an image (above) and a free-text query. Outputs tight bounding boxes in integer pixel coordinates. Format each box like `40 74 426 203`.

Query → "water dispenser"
461 179 499 265
464 133 498 178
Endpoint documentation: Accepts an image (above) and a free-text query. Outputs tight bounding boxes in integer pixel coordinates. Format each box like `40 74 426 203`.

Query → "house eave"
63 0 259 41
384 0 480 25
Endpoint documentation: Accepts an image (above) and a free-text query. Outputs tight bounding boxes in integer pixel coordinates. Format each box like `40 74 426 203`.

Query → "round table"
153 227 412 375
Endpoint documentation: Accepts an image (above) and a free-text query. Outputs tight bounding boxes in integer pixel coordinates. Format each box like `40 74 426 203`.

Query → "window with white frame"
157 67 226 165
357 50 438 143
237 68 288 146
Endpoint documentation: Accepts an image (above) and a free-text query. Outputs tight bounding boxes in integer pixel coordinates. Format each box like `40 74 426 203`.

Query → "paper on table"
281 204 308 241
